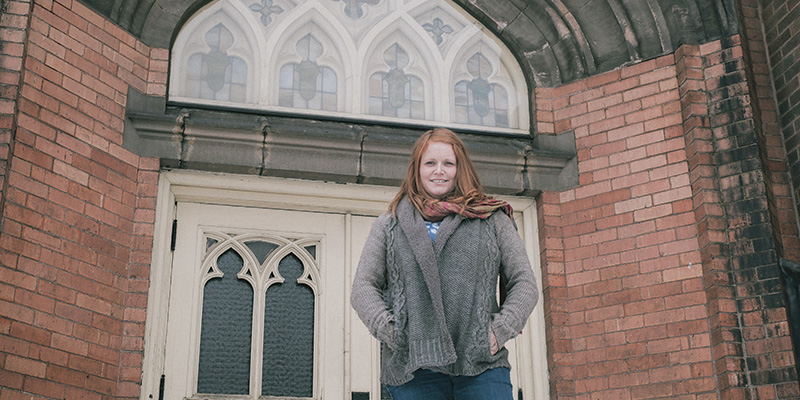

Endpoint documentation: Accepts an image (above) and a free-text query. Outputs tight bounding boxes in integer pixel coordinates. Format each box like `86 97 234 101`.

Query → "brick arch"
81 0 739 88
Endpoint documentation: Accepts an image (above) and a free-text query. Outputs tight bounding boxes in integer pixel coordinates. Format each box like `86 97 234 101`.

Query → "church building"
1 0 800 399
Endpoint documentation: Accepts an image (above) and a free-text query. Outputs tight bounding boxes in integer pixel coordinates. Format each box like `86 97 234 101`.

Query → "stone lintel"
124 107 578 195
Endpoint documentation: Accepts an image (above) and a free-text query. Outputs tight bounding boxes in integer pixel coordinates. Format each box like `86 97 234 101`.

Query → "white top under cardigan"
350 197 539 385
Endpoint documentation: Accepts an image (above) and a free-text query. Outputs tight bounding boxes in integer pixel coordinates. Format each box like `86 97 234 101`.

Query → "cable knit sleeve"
350 213 396 349
490 212 539 348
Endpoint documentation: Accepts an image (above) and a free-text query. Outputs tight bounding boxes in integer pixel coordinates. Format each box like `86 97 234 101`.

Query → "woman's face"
419 141 457 199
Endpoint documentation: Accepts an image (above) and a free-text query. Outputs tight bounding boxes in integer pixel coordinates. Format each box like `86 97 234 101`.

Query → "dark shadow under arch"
79 0 739 88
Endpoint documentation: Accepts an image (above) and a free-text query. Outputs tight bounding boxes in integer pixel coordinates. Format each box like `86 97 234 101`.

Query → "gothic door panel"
163 202 349 399
159 200 535 400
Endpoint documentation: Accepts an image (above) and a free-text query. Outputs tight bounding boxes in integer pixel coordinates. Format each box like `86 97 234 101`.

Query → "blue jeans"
386 367 513 400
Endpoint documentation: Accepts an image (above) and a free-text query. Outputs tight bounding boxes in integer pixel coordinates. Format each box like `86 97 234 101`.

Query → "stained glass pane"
494 85 508 109
321 68 337 93
453 82 510 127
278 63 338 111
230 58 248 102
454 80 469 122
197 248 253 394
368 43 425 120
453 53 510 128
369 74 424 119
262 253 314 397
279 64 294 88
492 84 509 127
277 34 338 111
181 23 249 103
322 92 337 111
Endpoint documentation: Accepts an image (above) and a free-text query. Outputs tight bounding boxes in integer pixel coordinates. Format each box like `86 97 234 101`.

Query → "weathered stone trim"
123 91 578 195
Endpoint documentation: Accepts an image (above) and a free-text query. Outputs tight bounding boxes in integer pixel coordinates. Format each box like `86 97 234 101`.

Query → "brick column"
537 189 572 397
676 41 739 399
543 56 715 399
0 0 32 229
761 1 800 248
677 33 800 399
534 87 573 398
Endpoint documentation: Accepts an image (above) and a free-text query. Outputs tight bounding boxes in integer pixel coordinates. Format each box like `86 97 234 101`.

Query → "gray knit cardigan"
350 197 539 386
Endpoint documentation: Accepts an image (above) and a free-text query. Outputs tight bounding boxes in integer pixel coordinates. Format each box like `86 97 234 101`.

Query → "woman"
351 128 539 400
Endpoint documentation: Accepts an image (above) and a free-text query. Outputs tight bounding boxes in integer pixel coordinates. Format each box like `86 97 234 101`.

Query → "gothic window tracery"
196 232 319 397
249 0 284 26
334 0 380 19
423 17 454 45
170 0 530 133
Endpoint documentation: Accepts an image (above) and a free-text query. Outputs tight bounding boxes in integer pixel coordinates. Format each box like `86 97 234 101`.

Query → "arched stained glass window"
279 34 338 111
170 0 530 134
454 53 510 128
369 44 424 119
184 24 249 103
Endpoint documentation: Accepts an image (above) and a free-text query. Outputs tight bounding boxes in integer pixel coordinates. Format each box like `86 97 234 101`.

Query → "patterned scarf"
418 195 515 306
420 197 513 222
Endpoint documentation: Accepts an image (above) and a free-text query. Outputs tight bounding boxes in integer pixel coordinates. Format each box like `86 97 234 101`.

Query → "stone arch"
90 0 739 88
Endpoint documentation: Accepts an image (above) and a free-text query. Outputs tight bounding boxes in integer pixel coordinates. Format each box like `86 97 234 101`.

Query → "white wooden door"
163 202 349 399
156 194 541 400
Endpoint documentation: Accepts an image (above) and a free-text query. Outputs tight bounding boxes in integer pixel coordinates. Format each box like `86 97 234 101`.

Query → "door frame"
139 169 548 400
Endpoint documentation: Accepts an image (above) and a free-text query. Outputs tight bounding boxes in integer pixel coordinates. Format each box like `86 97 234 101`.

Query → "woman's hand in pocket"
489 329 499 355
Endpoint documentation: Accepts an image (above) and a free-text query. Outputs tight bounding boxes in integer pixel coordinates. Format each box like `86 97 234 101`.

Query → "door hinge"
158 374 165 400
170 219 178 251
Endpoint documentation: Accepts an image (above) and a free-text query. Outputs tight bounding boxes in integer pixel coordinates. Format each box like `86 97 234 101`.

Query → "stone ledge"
124 95 577 195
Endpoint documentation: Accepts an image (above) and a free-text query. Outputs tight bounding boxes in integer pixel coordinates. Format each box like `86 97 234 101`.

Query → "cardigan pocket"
483 329 506 364
377 316 396 350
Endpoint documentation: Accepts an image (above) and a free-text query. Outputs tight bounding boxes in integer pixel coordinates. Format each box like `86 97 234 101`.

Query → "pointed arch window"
185 24 249 103
369 43 425 119
197 248 252 394
278 34 338 111
170 0 531 134
195 233 319 397
454 53 510 128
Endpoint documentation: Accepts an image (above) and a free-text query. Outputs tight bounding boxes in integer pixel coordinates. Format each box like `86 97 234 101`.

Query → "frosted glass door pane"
197 248 254 394
262 253 315 396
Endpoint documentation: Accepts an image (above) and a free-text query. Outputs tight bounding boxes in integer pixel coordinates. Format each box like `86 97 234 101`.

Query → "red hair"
388 128 488 215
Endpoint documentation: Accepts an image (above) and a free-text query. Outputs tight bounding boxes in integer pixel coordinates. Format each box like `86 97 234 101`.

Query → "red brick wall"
761 0 800 232
737 0 800 264
537 54 714 398
535 33 800 398
0 0 164 398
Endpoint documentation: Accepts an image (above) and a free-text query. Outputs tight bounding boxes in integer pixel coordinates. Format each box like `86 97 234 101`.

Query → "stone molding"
124 92 577 195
